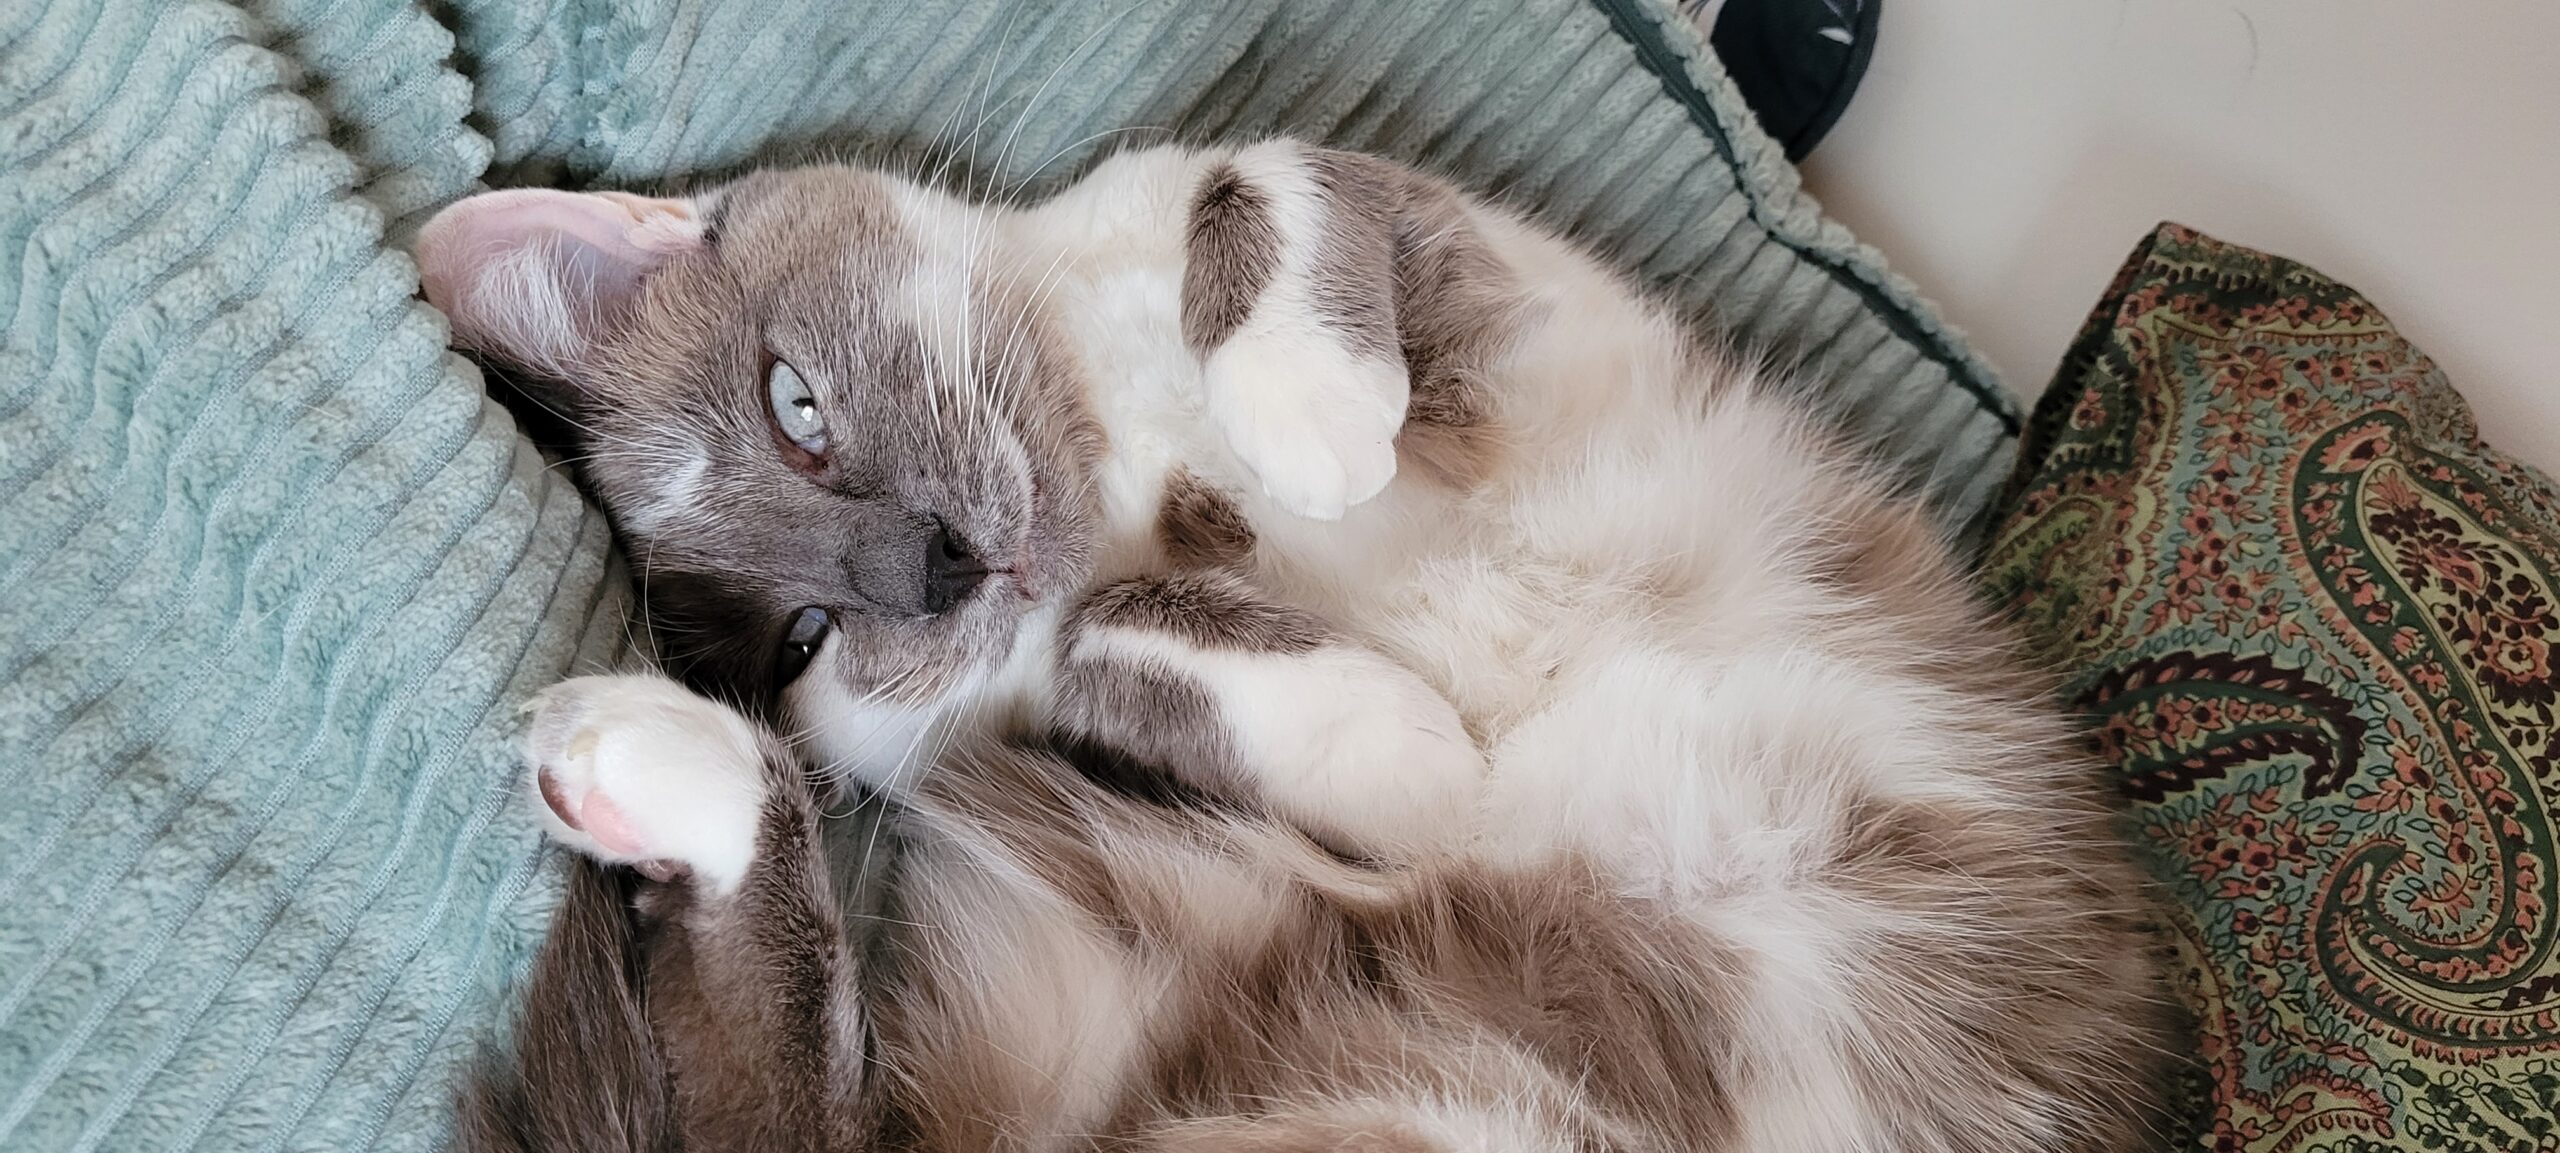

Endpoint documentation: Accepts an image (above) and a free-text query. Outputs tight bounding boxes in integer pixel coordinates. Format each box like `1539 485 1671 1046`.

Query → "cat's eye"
774 606 830 688
766 357 828 459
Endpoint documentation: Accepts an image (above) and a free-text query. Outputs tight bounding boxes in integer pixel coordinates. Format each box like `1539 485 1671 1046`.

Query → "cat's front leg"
1182 141 1413 521
1050 573 1484 858
506 674 873 1151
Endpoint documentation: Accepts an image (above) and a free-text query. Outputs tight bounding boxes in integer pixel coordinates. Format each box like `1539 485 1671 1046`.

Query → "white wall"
1799 0 2560 472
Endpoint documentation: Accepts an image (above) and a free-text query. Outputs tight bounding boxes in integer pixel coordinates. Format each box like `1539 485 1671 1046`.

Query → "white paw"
1209 645 1484 855
1282 654 1485 853
1202 322 1407 521
519 674 770 894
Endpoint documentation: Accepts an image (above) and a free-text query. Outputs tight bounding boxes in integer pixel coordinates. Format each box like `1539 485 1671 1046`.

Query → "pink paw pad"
536 763 689 883
519 675 768 893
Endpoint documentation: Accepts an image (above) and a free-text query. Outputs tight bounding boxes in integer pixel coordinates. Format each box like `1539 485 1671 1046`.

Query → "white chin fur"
787 603 1066 794
786 634 948 795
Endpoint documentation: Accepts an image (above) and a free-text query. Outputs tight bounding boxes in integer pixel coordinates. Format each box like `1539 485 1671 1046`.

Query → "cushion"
1986 223 2560 1152
0 1 2014 1149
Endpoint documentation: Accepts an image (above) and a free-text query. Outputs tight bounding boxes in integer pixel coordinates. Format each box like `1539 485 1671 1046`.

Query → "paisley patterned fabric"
1986 225 2560 1152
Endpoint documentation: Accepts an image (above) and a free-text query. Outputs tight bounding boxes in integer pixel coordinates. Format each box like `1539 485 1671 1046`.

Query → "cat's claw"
519 674 770 895
1203 327 1407 521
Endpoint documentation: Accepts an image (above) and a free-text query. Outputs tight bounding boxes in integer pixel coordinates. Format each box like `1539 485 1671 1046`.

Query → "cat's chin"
784 667 949 795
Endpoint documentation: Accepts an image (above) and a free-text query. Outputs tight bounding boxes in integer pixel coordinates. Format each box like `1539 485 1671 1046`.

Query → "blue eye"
767 358 828 455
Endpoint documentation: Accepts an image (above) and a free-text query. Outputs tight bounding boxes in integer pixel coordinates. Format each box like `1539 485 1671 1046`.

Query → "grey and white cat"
418 140 2171 1153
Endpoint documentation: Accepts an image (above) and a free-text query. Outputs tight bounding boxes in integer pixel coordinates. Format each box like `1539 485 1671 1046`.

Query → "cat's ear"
415 189 705 379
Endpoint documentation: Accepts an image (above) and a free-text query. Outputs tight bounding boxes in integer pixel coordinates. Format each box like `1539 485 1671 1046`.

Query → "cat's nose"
921 520 987 615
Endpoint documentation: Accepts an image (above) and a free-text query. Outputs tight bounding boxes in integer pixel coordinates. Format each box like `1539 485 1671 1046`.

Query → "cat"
417 139 2173 1153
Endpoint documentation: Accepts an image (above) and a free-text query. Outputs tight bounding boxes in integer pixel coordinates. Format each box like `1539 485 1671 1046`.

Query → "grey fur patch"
1181 164 1279 355
1302 151 1402 365
1048 657 1251 812
1180 148 1517 491
454 860 668 1153
637 784 873 1151
1045 568 1335 819
1822 785 2180 1153
1069 571 1326 654
1153 468 1256 570
1385 170 1518 489
1108 852 1752 1153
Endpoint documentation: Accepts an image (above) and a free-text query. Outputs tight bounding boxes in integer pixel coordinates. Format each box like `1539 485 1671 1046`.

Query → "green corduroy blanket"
0 1 2017 1148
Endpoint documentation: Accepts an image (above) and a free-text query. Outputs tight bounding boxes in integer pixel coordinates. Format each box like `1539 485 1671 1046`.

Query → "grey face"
521 168 1101 721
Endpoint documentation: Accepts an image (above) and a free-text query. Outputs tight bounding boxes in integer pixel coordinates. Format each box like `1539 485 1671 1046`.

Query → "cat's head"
417 167 1101 750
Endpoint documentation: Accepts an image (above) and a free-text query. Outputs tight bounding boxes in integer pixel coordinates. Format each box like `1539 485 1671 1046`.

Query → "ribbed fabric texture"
0 4 616 1152
0 2 2015 1149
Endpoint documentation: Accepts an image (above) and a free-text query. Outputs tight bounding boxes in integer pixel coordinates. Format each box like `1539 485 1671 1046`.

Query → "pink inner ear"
414 188 703 355
590 191 708 256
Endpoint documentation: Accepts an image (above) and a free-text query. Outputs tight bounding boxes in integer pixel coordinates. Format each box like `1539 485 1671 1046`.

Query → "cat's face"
419 167 1101 732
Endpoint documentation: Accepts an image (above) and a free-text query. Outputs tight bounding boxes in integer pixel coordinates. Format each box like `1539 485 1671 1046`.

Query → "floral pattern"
1985 225 2560 1151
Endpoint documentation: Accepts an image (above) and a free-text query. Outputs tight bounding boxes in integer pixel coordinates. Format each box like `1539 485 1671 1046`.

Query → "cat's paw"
1197 644 1484 855
1202 326 1407 521
519 674 769 895
1271 650 1485 853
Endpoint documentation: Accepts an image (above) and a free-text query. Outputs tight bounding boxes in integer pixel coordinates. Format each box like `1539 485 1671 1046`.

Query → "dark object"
1706 0 1879 161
